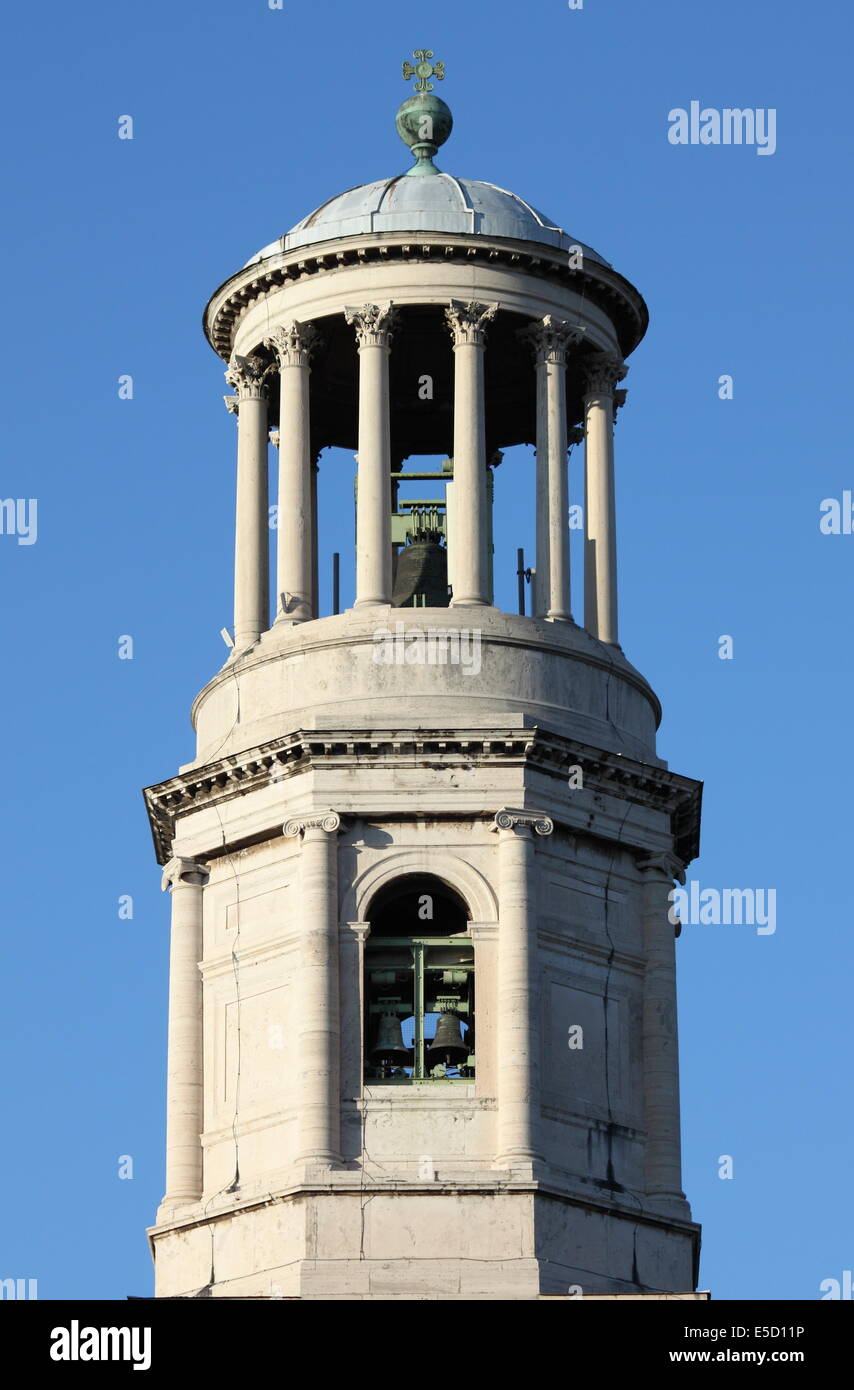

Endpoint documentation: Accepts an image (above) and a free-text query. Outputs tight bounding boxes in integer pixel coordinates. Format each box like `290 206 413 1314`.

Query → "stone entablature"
143 723 700 868
204 231 648 364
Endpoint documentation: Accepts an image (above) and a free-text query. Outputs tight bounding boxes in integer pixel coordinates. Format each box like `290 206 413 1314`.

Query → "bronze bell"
392 540 449 608
426 1012 468 1064
369 1013 412 1066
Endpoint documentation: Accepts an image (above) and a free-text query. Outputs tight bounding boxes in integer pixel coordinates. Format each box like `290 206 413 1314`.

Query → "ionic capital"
265 320 319 370
344 302 400 348
224 353 273 401
637 851 686 885
283 811 342 838
343 920 371 944
491 807 554 836
518 314 584 366
583 352 628 398
161 857 209 891
445 299 498 347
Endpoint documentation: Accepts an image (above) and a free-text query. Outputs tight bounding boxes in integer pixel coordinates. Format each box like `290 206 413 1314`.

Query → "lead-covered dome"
205 58 648 366
244 173 609 267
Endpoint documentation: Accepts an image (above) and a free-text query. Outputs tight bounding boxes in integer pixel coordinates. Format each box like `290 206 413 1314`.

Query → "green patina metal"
365 937 475 1083
390 504 446 545
402 50 445 93
397 49 453 176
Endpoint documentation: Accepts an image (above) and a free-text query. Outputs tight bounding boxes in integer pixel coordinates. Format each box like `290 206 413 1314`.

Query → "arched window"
364 875 475 1084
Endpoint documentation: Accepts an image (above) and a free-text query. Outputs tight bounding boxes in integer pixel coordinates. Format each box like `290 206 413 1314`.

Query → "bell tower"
145 54 702 1300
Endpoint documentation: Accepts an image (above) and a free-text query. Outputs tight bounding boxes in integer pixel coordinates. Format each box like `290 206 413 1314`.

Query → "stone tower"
144 55 702 1300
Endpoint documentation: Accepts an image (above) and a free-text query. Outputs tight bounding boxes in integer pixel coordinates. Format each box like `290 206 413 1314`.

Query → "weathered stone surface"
146 93 701 1301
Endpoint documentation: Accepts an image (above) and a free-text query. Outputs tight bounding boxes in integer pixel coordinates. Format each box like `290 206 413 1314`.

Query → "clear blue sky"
1 0 851 1300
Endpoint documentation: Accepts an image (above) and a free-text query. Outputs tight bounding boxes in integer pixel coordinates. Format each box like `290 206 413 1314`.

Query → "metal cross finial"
402 50 445 93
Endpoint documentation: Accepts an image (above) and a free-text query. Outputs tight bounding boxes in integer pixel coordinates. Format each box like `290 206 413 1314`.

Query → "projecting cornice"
202 232 648 365
143 725 701 869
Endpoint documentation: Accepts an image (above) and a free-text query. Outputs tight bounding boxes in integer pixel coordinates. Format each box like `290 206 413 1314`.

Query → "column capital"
518 314 584 366
224 353 273 400
344 302 399 348
613 388 628 424
445 299 498 347
491 808 554 836
342 920 371 943
265 320 319 369
567 424 585 448
269 428 280 447
637 851 686 885
161 857 209 891
583 352 628 397
283 811 342 838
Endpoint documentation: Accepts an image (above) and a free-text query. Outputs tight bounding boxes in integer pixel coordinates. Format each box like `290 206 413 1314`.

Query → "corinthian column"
224 355 271 649
284 811 342 1167
445 301 497 606
583 352 627 645
344 304 399 607
520 317 581 620
491 808 554 1169
638 853 688 1208
158 857 208 1213
265 322 319 624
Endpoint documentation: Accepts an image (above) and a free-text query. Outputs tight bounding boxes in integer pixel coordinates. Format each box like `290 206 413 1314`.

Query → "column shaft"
286 815 341 1165
356 346 391 606
584 395 617 641
640 860 686 1203
583 353 626 644
496 825 539 1163
311 460 319 619
345 305 397 608
229 389 269 649
161 861 207 1208
446 301 496 607
545 357 570 619
265 323 317 624
445 479 457 598
485 458 500 604
277 364 311 621
521 317 577 621
534 363 549 618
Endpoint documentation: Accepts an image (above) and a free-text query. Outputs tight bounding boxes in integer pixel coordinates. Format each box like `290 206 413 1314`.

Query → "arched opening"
364 875 475 1084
